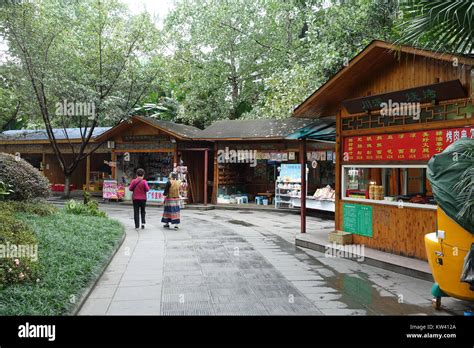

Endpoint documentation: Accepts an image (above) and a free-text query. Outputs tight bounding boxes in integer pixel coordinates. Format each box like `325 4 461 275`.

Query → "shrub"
9 200 58 216
0 212 40 287
0 153 51 201
0 180 13 200
64 199 107 218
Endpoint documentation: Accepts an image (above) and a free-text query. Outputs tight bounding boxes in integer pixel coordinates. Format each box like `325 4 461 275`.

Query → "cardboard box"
328 230 353 245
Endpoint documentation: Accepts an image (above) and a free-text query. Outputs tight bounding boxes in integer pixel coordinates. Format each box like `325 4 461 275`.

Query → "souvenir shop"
195 117 337 210
293 40 474 258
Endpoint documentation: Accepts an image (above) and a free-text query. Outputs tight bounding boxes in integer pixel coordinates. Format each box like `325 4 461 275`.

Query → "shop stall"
195 118 336 209
0 128 112 192
94 116 203 204
293 40 474 259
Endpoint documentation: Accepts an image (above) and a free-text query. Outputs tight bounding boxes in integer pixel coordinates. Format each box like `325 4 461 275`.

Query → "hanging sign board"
343 127 473 162
342 80 466 114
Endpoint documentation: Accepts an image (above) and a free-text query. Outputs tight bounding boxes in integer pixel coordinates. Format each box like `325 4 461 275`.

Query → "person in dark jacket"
129 168 150 230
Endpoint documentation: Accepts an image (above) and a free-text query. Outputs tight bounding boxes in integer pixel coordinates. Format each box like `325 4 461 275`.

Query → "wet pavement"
79 205 473 316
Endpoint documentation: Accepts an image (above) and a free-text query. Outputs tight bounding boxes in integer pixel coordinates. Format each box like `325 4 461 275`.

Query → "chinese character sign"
343 127 474 162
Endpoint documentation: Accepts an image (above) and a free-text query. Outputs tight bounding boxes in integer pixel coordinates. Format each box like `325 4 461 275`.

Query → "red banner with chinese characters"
343 127 474 162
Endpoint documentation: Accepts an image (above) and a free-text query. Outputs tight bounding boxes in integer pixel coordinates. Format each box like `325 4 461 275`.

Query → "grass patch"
0 211 124 315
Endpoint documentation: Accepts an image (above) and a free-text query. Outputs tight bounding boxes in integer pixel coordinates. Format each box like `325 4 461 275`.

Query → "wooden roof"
94 115 202 142
195 118 317 141
0 127 111 145
293 40 474 118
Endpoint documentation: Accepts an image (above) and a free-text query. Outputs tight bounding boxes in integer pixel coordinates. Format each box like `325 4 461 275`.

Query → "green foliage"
0 0 163 128
160 0 398 124
0 211 124 315
0 152 51 201
83 190 91 204
397 0 474 54
0 63 29 130
452 141 474 226
247 0 399 119
0 211 40 288
0 200 58 216
0 180 13 200
0 0 164 198
65 199 107 218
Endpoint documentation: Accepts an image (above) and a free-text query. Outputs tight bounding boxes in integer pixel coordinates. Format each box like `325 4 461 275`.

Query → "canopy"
286 118 336 142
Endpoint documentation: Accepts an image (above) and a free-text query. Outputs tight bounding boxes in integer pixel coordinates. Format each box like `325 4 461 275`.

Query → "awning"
286 118 336 142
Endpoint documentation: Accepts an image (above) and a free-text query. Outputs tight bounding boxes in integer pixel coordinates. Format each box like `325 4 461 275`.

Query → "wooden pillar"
86 155 91 191
41 152 46 174
300 138 307 234
335 110 342 231
173 143 178 167
212 142 219 204
111 151 117 180
204 149 208 206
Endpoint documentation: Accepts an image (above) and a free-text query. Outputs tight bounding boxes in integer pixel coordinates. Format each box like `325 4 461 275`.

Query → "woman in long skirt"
162 172 181 229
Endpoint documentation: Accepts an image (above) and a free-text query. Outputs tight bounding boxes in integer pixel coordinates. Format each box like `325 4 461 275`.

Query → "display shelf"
275 180 306 209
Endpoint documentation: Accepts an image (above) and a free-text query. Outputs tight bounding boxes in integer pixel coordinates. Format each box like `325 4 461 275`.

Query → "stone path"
79 205 472 315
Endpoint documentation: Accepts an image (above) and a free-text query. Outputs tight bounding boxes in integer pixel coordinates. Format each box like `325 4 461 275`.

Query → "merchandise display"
342 165 435 206
312 185 335 201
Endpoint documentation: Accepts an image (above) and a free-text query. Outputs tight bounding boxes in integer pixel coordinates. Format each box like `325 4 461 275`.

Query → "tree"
246 0 399 119
0 0 162 197
161 0 398 124
397 0 474 54
0 63 26 130
161 0 319 127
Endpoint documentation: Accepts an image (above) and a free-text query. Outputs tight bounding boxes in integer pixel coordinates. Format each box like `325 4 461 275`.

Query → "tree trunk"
63 174 71 199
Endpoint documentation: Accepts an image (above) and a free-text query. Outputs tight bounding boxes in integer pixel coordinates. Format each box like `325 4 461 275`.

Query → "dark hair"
136 168 145 177
170 172 178 180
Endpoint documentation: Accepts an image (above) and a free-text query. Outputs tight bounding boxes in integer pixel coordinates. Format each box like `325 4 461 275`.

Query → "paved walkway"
79 205 472 315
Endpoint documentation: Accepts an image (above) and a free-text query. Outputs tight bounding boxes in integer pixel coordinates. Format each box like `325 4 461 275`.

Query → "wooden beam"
341 117 474 137
112 149 176 153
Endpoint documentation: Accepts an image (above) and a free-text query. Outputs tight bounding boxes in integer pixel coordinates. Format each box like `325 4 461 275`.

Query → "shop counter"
290 196 335 212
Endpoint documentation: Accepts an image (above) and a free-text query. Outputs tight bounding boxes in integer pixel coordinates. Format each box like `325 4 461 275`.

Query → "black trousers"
133 199 146 228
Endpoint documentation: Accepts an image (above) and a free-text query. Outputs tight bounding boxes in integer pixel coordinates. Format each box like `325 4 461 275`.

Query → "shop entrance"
115 151 174 184
180 149 213 204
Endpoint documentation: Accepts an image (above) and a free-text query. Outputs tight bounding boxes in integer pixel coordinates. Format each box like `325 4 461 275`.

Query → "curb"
295 237 434 282
69 226 126 316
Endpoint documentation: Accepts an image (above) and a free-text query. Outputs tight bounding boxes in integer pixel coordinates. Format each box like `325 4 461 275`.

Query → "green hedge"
0 211 40 287
0 210 124 315
0 152 51 201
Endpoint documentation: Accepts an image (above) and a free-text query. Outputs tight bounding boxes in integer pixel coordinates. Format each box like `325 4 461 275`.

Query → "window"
342 165 436 208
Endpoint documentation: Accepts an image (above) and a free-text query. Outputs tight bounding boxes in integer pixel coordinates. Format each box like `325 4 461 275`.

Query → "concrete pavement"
78 205 473 315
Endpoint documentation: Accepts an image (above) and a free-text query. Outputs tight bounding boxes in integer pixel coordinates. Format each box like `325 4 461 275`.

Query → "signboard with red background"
343 127 474 162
